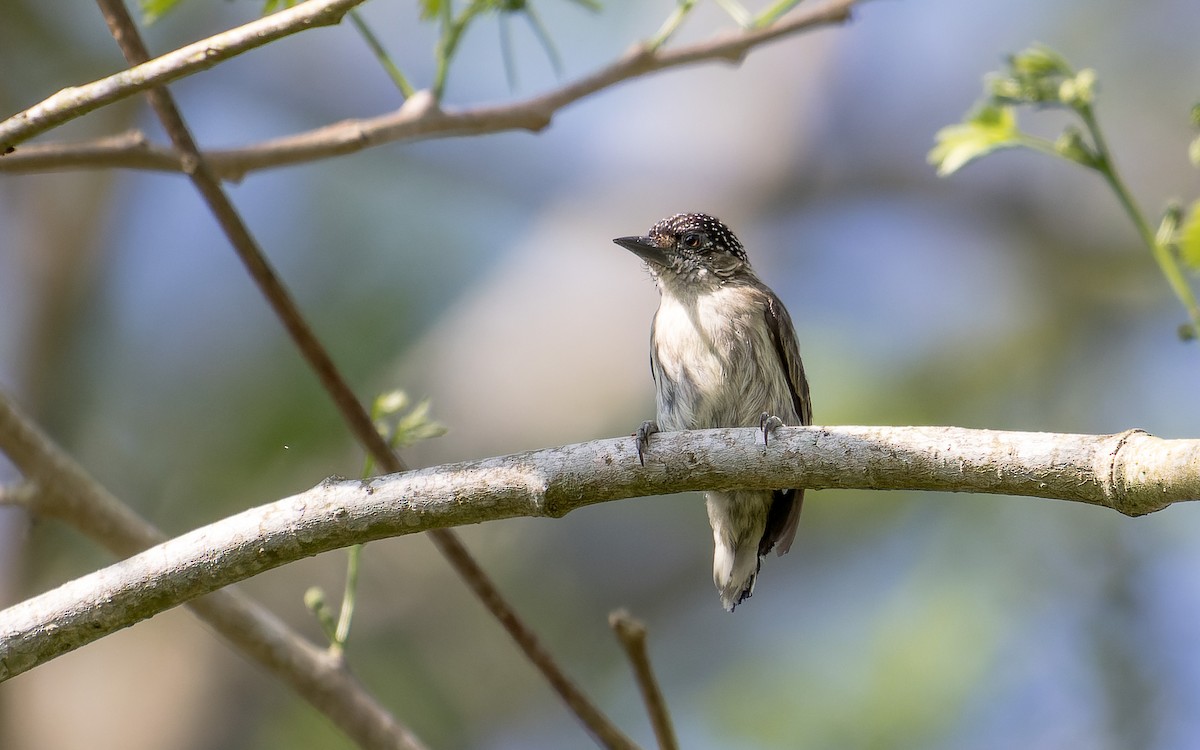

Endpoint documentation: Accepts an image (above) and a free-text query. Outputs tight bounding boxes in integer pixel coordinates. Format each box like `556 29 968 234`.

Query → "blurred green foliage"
933 44 1200 343
4 3 1200 750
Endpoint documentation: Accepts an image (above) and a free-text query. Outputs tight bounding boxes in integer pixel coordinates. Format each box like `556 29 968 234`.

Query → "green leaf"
1009 44 1071 77
1189 104 1200 167
754 0 803 27
521 4 563 76
263 0 300 13
372 389 410 421
262 0 300 13
929 105 1021 177
1058 68 1096 108
303 587 338 642
140 0 184 24
989 44 1080 108
1179 199 1200 271
1054 125 1099 168
393 398 447 448
419 0 444 21
1157 202 1182 249
713 0 754 27
369 390 446 449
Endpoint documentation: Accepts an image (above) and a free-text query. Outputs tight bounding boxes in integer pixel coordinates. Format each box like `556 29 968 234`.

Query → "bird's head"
613 213 751 292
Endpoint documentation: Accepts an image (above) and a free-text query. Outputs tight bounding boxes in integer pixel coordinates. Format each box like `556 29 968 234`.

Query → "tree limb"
2 424 1194 682
0 379 426 750
0 0 368 153
0 0 859 178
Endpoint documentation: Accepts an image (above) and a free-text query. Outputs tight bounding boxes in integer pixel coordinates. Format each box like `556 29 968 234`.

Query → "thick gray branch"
2 425 1196 682
0 0 858 178
0 0 367 152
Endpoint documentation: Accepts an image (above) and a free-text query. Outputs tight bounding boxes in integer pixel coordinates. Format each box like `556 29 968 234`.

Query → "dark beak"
613 235 668 266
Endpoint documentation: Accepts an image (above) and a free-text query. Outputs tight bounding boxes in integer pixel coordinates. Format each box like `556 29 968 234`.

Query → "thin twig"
348 9 415 99
0 481 38 508
89 3 637 747
0 0 860 178
0 0 368 152
1075 106 1200 336
648 0 697 51
332 543 363 654
431 531 639 750
609 610 679 750
93 0 397 474
0 389 428 750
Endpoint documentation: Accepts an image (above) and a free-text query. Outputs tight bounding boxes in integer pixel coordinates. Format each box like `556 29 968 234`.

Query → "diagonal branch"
88 3 637 748
0 0 859 178
0 0 368 153
0 386 426 750
609 610 678 750
2 424 1196 683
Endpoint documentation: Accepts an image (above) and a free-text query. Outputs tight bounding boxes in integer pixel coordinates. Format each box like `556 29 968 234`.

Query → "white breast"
651 285 797 431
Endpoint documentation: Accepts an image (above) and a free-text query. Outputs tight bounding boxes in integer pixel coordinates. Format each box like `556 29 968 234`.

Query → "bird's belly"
651 304 797 431
653 337 727 431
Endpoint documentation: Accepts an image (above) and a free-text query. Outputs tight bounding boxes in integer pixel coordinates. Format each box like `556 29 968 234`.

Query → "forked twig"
610 610 679 750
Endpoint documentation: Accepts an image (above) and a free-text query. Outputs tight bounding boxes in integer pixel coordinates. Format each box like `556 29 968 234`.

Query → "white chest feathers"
650 284 797 431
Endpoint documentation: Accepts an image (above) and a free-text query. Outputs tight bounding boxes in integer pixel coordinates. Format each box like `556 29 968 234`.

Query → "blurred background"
2 0 1200 748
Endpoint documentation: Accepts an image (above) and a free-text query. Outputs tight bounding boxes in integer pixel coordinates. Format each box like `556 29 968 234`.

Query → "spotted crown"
648 213 748 262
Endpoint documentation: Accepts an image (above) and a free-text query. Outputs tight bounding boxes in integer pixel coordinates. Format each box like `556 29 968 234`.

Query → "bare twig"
0 0 368 153
88 3 637 747
0 481 38 508
92 0 389 473
0 390 426 750
430 531 639 750
3 424 1196 683
0 0 860 178
609 610 678 750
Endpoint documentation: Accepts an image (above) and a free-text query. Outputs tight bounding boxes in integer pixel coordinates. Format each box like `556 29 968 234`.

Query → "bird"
613 213 811 611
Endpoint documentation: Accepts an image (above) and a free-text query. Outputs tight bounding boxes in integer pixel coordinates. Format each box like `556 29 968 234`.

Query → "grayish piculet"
614 213 812 611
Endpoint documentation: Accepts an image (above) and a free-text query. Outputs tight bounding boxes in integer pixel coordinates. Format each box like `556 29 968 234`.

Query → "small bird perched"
613 213 811 611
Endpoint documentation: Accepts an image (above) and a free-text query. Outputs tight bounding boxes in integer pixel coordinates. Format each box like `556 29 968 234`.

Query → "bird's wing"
761 291 811 557
763 293 811 427
648 317 658 386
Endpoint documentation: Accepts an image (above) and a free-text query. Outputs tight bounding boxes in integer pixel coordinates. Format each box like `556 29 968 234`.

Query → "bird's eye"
681 232 703 249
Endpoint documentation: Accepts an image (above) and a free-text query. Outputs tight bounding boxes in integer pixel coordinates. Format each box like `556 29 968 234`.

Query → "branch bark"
0 0 859 178
2 424 1195 682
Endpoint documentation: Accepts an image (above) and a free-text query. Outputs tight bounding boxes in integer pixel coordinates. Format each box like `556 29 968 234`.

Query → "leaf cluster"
928 46 1101 175
929 44 1200 341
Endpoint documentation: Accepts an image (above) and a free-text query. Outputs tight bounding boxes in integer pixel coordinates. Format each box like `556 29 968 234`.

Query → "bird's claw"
635 420 660 466
759 412 784 446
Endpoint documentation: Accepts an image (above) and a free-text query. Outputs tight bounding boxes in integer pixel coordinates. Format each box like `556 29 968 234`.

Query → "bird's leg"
759 412 784 446
635 420 660 466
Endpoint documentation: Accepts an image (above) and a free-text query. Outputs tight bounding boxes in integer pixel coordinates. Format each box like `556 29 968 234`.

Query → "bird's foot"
759 412 784 446
635 420 660 466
